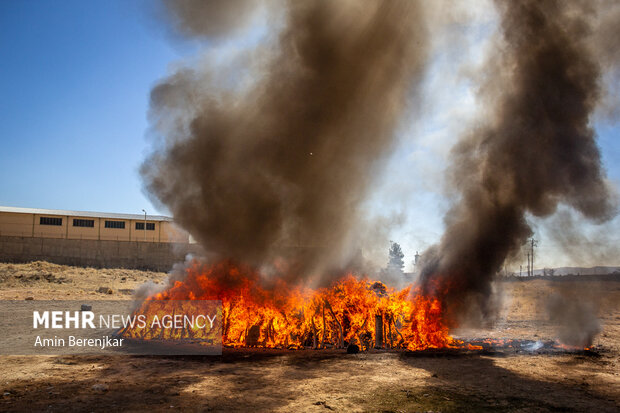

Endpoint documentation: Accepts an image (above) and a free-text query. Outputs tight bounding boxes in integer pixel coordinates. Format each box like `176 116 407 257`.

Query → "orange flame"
121 260 464 351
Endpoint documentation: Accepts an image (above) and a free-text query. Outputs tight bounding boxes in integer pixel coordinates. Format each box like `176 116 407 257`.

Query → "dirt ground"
0 261 619 412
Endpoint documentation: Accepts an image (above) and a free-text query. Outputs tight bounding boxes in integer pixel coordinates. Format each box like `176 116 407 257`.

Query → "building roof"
0 206 173 222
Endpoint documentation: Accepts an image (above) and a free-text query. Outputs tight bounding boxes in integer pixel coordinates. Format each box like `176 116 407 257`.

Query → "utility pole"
527 252 531 276
529 237 538 277
413 251 420 274
141 209 147 242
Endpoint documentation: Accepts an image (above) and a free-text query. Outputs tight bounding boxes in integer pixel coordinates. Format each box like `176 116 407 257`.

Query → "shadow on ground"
1 349 618 412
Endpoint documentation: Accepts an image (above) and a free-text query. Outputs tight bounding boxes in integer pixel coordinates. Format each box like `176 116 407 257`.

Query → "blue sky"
0 0 183 215
1 1 618 269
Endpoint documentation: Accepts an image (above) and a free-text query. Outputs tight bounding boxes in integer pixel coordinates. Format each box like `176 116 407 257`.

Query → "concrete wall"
0 235 203 272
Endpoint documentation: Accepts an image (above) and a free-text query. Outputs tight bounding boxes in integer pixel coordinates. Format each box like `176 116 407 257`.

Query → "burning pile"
121 259 471 351
133 1 619 353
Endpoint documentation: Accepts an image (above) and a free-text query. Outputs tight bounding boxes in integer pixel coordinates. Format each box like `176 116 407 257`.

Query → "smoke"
542 207 620 267
419 0 617 323
142 0 430 283
160 0 260 40
546 291 601 348
593 0 620 120
133 254 197 305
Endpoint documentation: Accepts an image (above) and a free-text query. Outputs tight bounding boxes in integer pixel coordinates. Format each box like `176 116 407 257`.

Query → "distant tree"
387 242 405 274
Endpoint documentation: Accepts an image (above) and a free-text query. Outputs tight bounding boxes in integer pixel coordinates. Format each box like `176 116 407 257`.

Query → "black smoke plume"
142 0 429 282
419 0 617 323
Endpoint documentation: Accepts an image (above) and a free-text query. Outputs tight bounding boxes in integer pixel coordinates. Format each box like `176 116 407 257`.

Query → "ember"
120 259 468 351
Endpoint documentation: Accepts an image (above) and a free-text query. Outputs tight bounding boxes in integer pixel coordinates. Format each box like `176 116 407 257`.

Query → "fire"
120 259 464 351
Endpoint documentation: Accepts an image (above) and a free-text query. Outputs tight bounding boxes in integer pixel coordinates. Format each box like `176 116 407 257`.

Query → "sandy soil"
0 261 619 412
